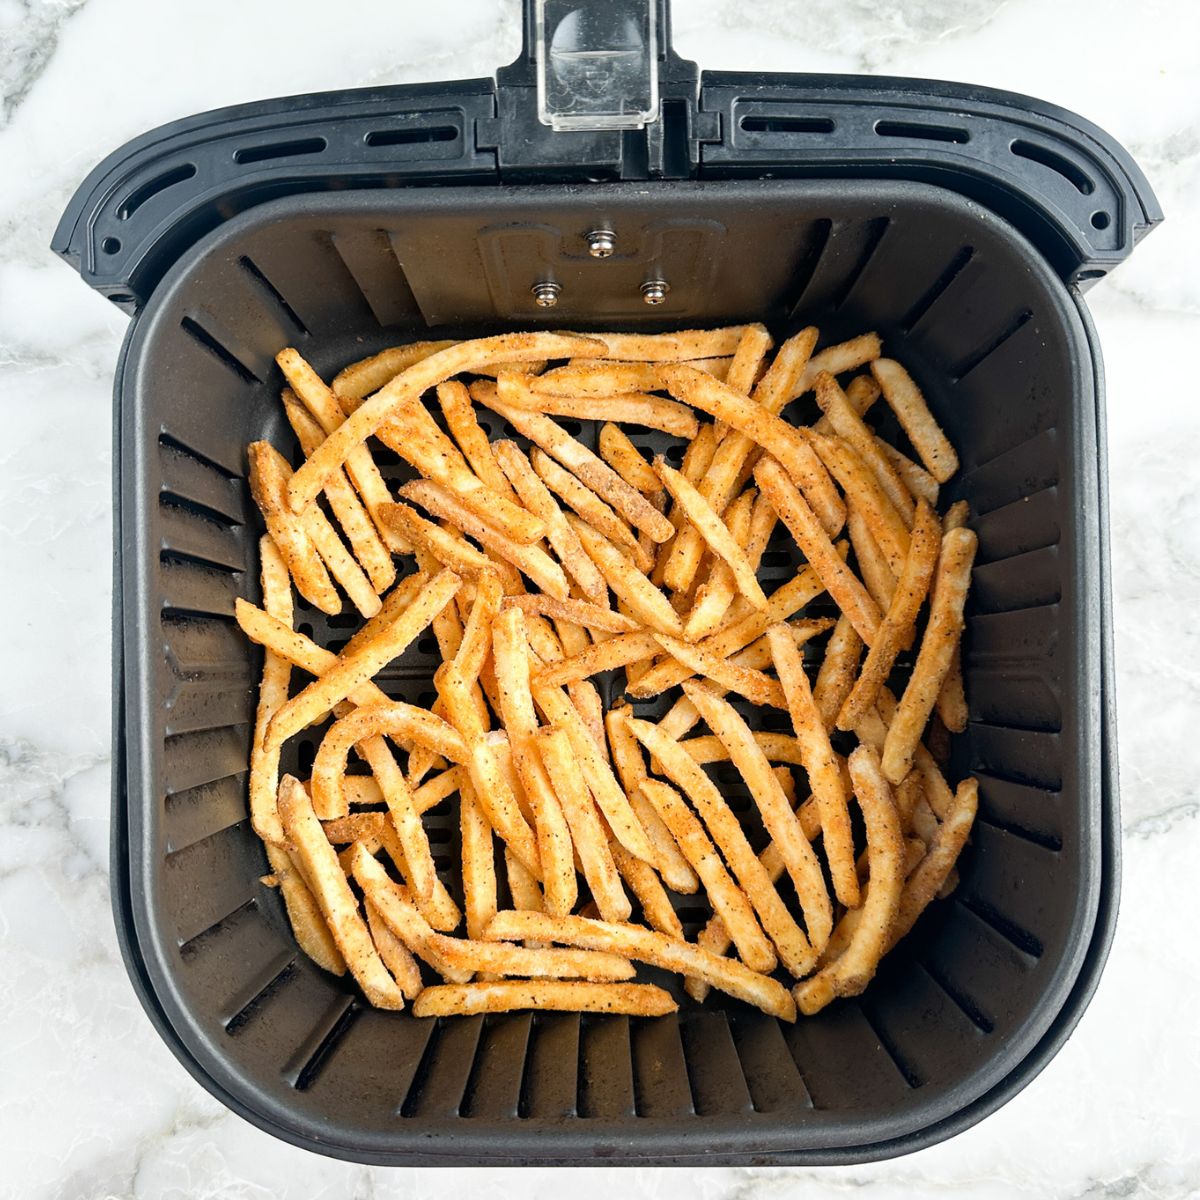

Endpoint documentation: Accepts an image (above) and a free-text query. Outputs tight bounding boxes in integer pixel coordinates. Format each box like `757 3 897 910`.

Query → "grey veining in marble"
1 0 1197 1197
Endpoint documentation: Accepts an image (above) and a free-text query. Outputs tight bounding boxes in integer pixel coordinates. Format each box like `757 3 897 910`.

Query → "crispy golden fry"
794 746 905 1015
598 423 662 497
319 813 386 844
399 479 569 600
765 624 859 911
567 679 607 760
533 630 661 688
277 777 405 1009
793 332 883 400
492 439 608 602
412 980 677 1018
882 527 977 783
569 515 683 638
678 731 804 766
582 326 749 361
268 570 461 745
299 492 382 619
682 489 755 641
282 389 397 592
364 898 424 999
530 446 651 570
278 350 413 554
500 384 699 438
815 371 914 525
264 842 346 976
651 423 720 586
660 362 845 538
725 324 774 393
486 911 797 1021
935 501 970 733
882 440 940 507
460 780 498 942
538 727 631 922
755 456 881 644
247 441 340 614
288 332 602 511
847 504 897 613
378 501 489 578
479 376 674 542
812 613 863 732
330 340 458 401
838 501 941 731
532 360 664 396
452 569 503 690
436 379 519 503
888 779 977 949
813 371 880 440
625 718 816 977
653 632 786 709
341 776 384 806
640 778 776 972
870 358 959 484
605 705 699 895
504 846 544 917
683 683 834 949
341 572 429 658
504 594 636 636
653 457 767 610
609 838 683 941
532 682 656 865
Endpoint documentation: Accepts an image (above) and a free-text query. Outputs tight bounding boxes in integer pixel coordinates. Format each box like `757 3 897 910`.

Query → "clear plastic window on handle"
535 0 660 131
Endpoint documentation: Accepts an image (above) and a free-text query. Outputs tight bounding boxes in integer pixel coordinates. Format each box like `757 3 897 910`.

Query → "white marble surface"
1 0 1197 1195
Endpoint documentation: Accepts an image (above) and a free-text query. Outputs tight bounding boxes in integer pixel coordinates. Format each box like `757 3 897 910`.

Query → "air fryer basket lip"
114 178 1109 1164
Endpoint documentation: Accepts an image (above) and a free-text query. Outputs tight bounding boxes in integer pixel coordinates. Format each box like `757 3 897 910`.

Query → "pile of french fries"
237 324 979 1023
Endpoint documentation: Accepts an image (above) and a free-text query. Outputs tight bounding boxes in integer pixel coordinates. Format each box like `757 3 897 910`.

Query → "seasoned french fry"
538 727 631 922
485 911 797 1021
813 613 863 732
584 326 749 362
725 324 774 393
679 730 806 766
277 777 405 1009
652 632 785 709
412 981 677 1018
504 594 636 636
379 501 492 579
847 504 897 613
330 340 457 401
838 501 941 731
882 528 977 783
299 492 382 619
609 839 684 942
793 747 905 1015
881 440 940 507
399 480 569 600
364 899 424 1000
567 679 607 760
533 630 661 688
650 423 720 588
755 456 881 644
681 489 755 641
793 332 882 400
532 360 663 396
288 332 603 511
504 846 544 918
598 423 662 496
320 813 386 844
625 718 816 977
452 569 503 690
500 385 699 438
460 781 498 943
935 501 970 733
870 358 959 484
264 842 346 976
436 379 519 503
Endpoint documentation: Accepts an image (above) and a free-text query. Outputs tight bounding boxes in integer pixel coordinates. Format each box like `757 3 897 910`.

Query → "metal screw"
531 281 562 308
641 279 670 305
586 229 617 258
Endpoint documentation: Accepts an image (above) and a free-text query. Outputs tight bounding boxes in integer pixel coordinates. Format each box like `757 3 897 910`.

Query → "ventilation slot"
952 309 1033 381
235 136 328 165
782 218 833 320
831 217 890 311
159 432 241 480
238 256 308 334
178 897 257 958
160 489 241 531
875 120 968 144
224 957 297 1034
159 548 242 576
917 960 994 1034
117 163 197 219
740 114 834 135
957 894 1044 957
180 317 260 383
977 813 1063 853
857 1002 923 1089
901 246 974 332
292 1002 362 1091
1011 140 1094 194
365 125 458 147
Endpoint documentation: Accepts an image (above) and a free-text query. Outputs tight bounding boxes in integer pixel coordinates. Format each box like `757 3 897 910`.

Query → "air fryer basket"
57 0 1159 1168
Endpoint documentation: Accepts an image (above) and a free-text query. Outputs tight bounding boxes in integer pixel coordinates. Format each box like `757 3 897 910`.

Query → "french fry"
652 632 785 709
793 332 883 400
598 423 662 496
682 683 834 949
268 569 461 745
504 594 636 636
247 441 340 614
814 372 880 441
679 730 806 766
847 504 897 613
281 388 396 591
609 839 684 941
530 447 650 570
533 630 661 689
399 479 569 600
319 813 386 844
639 778 775 972
330 340 457 401
870 358 959 484
479 376 675 543
340 571 429 658
725 323 774 393
532 360 664 396
755 456 881 644
935 501 970 733
342 776 384 806
277 777 405 1009
277 350 412 556
881 440 940 507
484 911 797 1022
766 624 859 910
452 569 503 690
583 326 749 361
625 718 817 977
815 371 914 525
793 747 905 1015
412 981 677 1018
264 842 346 976
659 362 846 538
436 379 519 503
567 679 607 760
838 500 941 731
681 489 755 641
813 613 863 732
379 502 492 579
538 727 631 922
287 331 603 511
882 528 977 783
568 515 683 638
650 423 720 588
492 439 608 602
460 781 498 942
500 385 699 438
504 846 544 918
364 898 424 999
605 705 699 895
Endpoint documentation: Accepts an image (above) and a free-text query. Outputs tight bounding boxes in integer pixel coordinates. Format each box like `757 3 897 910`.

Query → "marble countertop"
2 0 1197 1196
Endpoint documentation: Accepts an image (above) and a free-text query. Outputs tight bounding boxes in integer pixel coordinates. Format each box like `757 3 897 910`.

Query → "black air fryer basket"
55 0 1160 1166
